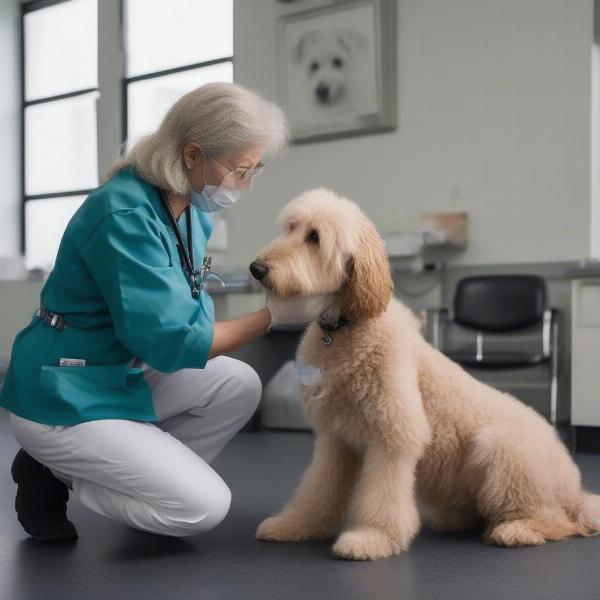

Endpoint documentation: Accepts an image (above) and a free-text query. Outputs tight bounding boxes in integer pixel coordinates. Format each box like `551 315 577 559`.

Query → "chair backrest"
453 275 546 332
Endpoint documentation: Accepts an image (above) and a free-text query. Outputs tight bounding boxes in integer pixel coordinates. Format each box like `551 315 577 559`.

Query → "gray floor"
1 421 599 600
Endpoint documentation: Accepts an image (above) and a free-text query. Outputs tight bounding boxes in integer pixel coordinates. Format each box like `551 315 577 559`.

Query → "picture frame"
276 0 396 144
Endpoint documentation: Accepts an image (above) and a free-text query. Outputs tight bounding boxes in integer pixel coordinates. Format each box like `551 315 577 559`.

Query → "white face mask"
190 185 241 213
195 184 241 212
189 150 243 213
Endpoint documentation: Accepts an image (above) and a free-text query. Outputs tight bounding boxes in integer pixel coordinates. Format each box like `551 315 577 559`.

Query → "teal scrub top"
0 167 215 426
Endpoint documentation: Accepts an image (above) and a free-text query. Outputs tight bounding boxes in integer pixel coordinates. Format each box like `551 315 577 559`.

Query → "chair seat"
445 349 547 368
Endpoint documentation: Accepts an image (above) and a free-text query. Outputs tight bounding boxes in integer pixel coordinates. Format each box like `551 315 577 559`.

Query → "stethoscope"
158 188 224 298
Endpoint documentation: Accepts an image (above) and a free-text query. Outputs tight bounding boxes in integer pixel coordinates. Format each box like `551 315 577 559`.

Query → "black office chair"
427 275 559 425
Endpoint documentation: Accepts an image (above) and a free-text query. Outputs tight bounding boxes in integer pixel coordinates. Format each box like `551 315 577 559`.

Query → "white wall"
1 0 596 269
0 0 21 258
230 0 596 268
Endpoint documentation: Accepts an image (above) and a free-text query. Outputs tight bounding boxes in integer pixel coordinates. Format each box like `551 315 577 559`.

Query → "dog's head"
293 29 367 107
250 188 393 321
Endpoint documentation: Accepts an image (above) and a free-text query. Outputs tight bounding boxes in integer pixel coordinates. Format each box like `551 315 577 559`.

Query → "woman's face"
183 143 266 194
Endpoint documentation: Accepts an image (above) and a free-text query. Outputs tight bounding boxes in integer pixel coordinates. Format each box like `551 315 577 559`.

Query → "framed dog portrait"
277 0 396 144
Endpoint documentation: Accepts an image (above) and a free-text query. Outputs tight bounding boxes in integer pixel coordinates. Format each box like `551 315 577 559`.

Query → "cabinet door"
571 281 600 426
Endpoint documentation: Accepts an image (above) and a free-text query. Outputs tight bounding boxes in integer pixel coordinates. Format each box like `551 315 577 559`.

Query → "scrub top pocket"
39 363 155 425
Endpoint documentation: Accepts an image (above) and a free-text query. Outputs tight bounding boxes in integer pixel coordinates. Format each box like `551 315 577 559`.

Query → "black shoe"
10 449 78 542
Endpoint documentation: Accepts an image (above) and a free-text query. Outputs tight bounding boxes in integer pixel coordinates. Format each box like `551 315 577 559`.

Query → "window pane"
125 0 233 77
127 62 233 142
25 196 86 272
25 92 99 196
25 0 98 101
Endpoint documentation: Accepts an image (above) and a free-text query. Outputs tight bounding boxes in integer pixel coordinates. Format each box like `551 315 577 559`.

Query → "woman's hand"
266 293 336 329
207 294 336 359
208 308 271 359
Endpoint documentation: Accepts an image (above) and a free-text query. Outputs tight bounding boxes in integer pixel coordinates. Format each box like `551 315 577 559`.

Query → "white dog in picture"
290 29 375 126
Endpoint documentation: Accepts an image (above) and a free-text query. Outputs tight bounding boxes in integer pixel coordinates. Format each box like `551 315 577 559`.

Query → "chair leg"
549 321 558 426
570 425 578 454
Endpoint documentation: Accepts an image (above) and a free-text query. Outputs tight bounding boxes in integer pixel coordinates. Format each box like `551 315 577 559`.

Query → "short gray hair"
104 82 289 194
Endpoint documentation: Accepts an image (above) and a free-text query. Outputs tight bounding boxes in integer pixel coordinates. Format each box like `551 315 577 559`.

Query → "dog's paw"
484 521 546 547
256 515 312 542
332 528 404 561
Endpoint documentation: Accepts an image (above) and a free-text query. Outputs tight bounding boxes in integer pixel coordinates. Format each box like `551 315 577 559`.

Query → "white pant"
7 356 261 537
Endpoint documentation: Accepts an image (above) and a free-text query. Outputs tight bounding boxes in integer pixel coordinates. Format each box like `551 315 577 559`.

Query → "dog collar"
317 315 351 347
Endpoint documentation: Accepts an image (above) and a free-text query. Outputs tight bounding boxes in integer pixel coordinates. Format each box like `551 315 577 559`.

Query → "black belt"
37 304 68 331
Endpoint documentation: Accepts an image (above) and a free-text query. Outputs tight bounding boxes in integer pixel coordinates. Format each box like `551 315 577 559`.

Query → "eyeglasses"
205 152 268 186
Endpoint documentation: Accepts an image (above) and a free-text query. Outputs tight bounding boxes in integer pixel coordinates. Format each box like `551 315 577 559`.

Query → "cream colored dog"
252 188 600 561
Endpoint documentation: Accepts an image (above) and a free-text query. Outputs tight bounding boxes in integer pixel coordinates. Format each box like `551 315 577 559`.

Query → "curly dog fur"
253 188 600 560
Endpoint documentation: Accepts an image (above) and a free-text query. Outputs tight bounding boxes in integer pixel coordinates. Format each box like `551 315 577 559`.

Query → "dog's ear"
293 30 320 63
339 220 394 321
334 29 368 57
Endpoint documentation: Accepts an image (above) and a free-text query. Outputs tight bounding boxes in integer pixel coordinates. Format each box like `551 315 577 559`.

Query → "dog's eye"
307 230 319 244
332 57 343 68
310 61 320 73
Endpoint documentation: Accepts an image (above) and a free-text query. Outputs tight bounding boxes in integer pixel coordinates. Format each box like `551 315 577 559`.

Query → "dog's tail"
532 513 591 542
533 491 600 541
539 492 600 541
576 492 600 534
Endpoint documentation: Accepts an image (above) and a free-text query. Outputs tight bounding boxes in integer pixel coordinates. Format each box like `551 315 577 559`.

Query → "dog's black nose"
250 260 269 281
316 84 330 102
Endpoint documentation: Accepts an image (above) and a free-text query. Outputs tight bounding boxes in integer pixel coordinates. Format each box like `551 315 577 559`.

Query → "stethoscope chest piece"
159 188 200 298
158 188 226 298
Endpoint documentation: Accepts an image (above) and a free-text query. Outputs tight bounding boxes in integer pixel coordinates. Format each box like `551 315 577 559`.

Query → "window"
22 0 98 271
123 0 233 144
20 0 234 272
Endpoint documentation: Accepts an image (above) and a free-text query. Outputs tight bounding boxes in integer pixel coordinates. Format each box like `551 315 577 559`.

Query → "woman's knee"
226 361 262 415
194 482 232 532
167 479 232 535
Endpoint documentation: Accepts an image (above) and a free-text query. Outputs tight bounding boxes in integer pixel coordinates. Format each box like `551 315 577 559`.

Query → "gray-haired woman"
1 82 332 541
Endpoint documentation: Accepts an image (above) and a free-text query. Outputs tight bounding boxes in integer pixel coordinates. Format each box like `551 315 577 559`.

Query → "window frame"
20 0 99 255
18 0 234 258
120 0 234 144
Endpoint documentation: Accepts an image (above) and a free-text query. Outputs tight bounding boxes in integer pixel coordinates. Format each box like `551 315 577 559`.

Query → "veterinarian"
0 82 332 542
